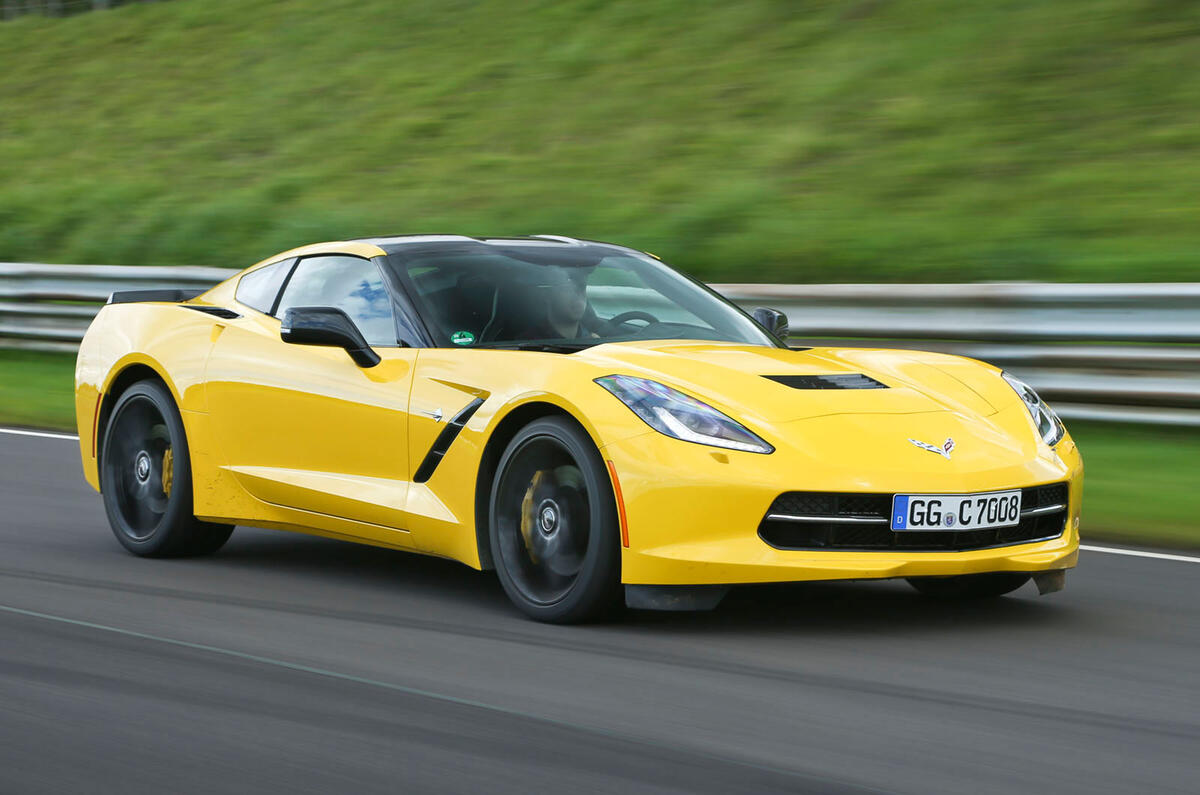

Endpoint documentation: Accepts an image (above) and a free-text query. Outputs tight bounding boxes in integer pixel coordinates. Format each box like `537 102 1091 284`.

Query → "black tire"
488 417 622 623
906 572 1031 599
99 380 234 558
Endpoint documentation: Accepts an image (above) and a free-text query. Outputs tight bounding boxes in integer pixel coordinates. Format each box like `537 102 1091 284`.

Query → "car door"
205 253 419 542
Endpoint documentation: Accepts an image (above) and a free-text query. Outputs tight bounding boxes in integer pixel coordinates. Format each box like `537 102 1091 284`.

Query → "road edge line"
1080 544 1200 564
0 427 78 441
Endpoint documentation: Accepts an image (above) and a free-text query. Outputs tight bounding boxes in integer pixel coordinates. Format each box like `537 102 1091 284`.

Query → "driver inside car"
516 265 598 340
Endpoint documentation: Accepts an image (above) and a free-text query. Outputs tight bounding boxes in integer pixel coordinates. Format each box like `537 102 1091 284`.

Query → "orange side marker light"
605 460 630 548
91 395 102 458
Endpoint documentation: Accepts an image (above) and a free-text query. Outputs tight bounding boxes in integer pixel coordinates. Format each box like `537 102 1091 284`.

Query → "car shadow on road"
623 578 1080 637
200 526 510 612
205 527 1080 637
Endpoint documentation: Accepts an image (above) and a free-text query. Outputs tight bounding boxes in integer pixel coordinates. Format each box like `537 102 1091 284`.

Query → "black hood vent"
764 374 887 390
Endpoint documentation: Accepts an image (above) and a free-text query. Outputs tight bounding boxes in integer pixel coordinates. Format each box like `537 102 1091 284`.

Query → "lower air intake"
758 483 1068 552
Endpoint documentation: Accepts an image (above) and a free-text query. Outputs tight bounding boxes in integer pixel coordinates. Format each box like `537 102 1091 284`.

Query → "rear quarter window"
235 259 293 314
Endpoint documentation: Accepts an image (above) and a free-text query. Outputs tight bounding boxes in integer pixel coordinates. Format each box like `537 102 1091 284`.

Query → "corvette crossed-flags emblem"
908 437 955 460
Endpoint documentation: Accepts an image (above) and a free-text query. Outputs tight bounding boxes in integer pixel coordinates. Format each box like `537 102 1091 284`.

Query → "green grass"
1 352 1196 547
1067 421 1200 549
0 350 77 431
2 0 1200 281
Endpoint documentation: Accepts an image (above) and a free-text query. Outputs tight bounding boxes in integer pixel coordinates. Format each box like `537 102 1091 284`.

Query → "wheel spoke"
146 492 169 515
132 493 159 532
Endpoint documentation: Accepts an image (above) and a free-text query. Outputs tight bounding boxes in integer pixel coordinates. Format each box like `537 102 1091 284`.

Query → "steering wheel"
608 310 660 331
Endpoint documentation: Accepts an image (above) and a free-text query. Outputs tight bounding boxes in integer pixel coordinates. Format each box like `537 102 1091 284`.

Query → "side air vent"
183 305 241 319
764 374 887 390
413 398 486 483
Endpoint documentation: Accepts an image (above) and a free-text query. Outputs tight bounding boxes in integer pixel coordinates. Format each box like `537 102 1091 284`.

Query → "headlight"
1002 372 1064 446
595 375 773 454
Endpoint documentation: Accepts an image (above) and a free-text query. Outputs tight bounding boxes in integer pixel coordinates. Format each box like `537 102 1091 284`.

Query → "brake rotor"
518 466 586 577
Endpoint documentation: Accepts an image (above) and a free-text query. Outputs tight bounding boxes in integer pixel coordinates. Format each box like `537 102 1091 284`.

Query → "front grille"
758 483 1068 552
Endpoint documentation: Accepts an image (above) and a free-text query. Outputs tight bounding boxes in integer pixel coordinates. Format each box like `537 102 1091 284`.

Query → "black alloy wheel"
906 572 1031 599
489 417 621 623
100 380 233 557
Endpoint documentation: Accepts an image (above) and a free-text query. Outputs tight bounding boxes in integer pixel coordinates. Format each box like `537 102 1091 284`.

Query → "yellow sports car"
75 235 1081 622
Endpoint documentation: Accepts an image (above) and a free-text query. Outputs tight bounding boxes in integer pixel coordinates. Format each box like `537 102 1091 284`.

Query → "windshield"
386 241 779 350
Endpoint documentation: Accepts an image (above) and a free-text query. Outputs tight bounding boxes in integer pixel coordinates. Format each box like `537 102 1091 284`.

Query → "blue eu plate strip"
891 495 909 530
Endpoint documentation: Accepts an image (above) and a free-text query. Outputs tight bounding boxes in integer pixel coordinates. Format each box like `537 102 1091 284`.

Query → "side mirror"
280 306 381 368
751 307 789 342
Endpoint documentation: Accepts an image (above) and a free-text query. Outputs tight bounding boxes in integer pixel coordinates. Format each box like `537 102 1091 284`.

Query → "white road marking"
1080 544 1200 564
3 426 1197 565
0 427 78 441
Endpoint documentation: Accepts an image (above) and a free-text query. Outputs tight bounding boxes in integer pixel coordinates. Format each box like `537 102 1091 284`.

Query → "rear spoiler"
107 288 206 305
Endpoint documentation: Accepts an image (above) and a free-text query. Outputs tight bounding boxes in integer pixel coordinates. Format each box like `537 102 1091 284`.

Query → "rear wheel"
488 417 621 623
906 572 1030 599
100 380 233 557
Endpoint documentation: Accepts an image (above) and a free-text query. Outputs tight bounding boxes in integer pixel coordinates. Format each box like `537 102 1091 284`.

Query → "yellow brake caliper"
519 470 545 563
161 447 174 497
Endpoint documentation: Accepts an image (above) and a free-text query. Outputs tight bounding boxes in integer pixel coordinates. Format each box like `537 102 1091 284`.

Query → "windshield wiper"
511 341 596 353
474 341 597 353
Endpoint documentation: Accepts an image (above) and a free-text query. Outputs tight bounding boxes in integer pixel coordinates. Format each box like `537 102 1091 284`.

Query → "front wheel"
100 380 234 557
488 417 621 623
906 572 1030 599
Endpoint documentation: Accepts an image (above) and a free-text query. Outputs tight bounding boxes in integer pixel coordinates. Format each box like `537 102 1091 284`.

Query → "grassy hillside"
1 0 1199 281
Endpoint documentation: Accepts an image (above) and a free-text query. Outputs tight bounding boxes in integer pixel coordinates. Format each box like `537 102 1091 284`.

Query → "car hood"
579 340 1004 425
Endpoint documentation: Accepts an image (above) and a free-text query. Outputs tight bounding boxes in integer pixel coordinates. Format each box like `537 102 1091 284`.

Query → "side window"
235 258 293 314
275 255 398 347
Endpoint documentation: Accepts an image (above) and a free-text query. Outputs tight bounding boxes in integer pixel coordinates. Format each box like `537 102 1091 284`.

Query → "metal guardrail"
2 263 1198 426
0 263 232 344
1 1 155 22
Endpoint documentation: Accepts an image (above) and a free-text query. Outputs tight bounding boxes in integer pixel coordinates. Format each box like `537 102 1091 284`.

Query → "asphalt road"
1 430 1197 794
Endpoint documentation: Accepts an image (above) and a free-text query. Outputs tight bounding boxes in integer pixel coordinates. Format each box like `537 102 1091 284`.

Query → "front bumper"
603 414 1083 586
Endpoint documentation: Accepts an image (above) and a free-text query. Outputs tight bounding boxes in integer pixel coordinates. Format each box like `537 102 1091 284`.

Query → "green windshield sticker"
451 330 476 346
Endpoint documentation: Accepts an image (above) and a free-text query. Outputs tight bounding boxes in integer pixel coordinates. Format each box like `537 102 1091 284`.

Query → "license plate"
890 490 1022 531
